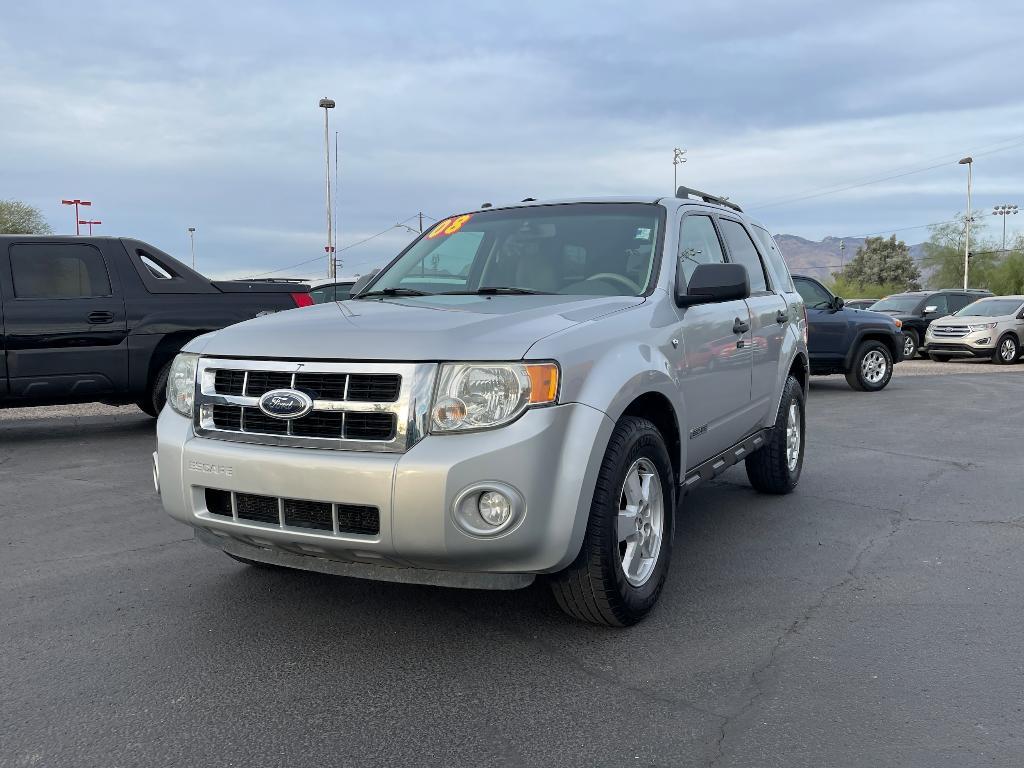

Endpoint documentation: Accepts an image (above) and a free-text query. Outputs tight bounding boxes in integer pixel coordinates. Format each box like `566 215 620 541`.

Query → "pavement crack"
906 517 1024 529
829 444 976 470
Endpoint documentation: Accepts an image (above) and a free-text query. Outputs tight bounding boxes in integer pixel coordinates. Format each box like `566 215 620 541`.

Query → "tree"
0 200 53 234
834 234 920 290
920 215 999 289
988 234 1024 295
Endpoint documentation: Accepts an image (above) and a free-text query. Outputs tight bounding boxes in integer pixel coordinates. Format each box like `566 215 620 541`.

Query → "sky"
2 0 1023 279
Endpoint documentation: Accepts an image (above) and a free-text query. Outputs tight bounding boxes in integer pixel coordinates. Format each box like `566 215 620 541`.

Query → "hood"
195 294 645 361
931 313 1001 325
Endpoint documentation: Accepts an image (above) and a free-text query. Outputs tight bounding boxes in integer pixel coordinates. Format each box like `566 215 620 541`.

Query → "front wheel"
549 416 674 627
902 331 918 360
930 354 951 363
137 360 172 418
993 334 1019 365
745 375 805 494
845 340 893 392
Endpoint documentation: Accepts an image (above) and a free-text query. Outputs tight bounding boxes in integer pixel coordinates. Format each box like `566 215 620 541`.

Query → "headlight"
968 322 997 331
430 362 559 433
166 353 199 417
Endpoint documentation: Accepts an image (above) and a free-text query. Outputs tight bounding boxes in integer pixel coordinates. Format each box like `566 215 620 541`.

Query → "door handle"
775 310 788 324
87 311 114 324
733 317 750 334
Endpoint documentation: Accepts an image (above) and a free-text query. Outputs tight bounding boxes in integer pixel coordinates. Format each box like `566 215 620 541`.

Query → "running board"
682 428 771 494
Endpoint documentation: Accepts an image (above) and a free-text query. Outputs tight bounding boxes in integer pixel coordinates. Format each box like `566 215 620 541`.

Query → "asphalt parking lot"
3 362 1023 767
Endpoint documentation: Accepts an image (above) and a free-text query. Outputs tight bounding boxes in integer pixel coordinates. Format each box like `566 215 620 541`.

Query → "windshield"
360 203 664 298
870 296 921 313
954 298 1024 317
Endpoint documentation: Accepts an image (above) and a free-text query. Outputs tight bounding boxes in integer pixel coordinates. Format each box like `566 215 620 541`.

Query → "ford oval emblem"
258 389 313 420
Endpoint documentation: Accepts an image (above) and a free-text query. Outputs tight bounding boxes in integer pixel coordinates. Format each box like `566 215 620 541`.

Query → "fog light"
478 491 511 526
432 396 467 430
975 337 990 345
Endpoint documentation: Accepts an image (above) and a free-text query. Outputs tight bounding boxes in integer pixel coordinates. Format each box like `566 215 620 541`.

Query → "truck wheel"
745 375 804 494
549 416 674 627
845 340 893 392
137 360 172 417
993 334 1019 365
930 354 951 363
902 331 918 360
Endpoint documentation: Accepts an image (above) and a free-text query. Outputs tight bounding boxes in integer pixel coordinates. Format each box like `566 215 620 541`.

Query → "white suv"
924 296 1024 364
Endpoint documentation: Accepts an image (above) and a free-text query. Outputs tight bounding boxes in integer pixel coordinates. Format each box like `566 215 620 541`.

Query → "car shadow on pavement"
0 413 155 443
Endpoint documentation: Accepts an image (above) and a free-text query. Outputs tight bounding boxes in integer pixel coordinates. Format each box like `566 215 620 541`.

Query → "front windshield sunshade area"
955 299 1024 317
362 203 663 298
870 296 922 313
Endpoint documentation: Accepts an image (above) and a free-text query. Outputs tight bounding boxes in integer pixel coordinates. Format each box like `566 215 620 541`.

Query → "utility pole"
992 204 1018 255
334 129 340 276
418 212 424 233
673 148 687 192
319 98 336 278
839 240 846 270
61 199 91 235
187 227 196 270
959 156 973 289
78 219 101 235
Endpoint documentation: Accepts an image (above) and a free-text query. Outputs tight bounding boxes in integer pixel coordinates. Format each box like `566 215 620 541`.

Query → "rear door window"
9 243 112 299
719 219 769 293
751 225 794 292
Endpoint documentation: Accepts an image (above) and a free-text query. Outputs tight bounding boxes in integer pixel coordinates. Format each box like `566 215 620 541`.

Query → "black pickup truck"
0 236 312 415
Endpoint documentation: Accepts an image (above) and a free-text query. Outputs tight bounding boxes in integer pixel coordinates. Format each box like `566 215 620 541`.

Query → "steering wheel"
584 272 642 294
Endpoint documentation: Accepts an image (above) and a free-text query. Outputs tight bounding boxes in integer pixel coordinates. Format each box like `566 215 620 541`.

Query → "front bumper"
156 402 613 586
924 328 995 358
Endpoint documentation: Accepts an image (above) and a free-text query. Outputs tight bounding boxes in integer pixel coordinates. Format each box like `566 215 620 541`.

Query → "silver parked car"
923 295 1024 364
153 189 810 625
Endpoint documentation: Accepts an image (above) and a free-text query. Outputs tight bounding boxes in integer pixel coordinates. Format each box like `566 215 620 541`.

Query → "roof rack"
675 186 743 213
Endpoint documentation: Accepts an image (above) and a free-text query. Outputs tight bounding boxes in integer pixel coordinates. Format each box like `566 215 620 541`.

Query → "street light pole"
673 148 687 192
958 157 973 289
992 204 1019 255
61 199 92 235
319 97 336 279
187 227 197 270
78 219 101 235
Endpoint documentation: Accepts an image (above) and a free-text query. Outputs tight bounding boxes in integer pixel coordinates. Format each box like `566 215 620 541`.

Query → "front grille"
931 325 968 338
203 488 380 536
197 359 428 453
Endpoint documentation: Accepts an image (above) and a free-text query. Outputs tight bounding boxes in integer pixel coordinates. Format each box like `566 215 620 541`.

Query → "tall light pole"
61 199 91 235
958 156 973 289
839 239 846 270
992 204 1018 255
319 98 336 278
673 148 687 192
78 219 101 235
187 227 197 270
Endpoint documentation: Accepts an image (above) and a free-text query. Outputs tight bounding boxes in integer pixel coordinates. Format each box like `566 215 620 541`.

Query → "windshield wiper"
356 287 432 299
440 286 554 296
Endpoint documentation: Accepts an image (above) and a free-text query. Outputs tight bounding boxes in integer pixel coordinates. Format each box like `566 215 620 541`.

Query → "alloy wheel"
616 458 665 588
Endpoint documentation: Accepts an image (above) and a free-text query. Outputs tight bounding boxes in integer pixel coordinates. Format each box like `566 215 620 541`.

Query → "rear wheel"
745 375 805 494
549 416 674 627
930 354 951 363
845 340 893 392
993 334 1019 365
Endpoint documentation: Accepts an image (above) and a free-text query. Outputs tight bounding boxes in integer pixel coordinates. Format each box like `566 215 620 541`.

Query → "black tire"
549 416 675 627
844 340 893 392
902 331 918 360
992 334 1019 365
930 354 951 363
225 552 283 569
137 360 172 418
745 375 805 494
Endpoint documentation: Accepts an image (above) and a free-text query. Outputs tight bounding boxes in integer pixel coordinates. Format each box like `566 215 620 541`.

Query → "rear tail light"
290 292 314 308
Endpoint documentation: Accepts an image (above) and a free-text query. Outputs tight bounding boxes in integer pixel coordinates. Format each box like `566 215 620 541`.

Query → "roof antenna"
521 197 536 202
481 202 492 208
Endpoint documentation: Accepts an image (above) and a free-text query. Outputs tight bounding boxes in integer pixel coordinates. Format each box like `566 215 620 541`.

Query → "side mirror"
832 296 845 310
351 269 380 296
923 305 938 315
676 263 750 307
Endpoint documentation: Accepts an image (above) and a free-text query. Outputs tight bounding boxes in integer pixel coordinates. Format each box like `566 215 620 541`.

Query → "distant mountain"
775 234 927 283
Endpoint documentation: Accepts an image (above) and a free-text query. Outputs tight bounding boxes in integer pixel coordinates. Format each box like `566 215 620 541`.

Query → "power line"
247 213 428 278
748 134 1024 211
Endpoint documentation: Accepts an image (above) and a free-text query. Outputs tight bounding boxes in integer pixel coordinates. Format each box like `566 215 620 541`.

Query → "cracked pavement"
2 371 1023 767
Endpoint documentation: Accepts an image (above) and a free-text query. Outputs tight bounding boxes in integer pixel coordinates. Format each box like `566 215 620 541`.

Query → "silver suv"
154 189 809 626
923 295 1024 364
